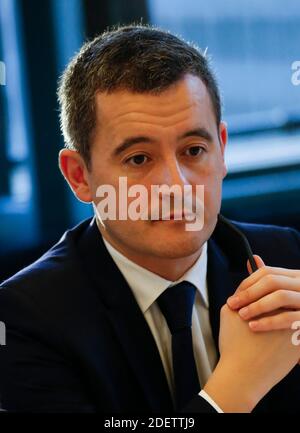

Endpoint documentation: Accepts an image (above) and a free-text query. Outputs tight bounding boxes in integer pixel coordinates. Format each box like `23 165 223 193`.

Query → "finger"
247 255 265 275
235 265 300 294
248 311 300 332
227 274 300 310
238 290 300 320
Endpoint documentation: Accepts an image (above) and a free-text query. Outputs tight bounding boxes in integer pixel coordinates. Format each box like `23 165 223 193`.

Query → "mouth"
155 211 196 221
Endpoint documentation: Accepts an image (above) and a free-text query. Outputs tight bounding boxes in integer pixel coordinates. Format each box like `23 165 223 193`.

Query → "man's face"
87 73 227 259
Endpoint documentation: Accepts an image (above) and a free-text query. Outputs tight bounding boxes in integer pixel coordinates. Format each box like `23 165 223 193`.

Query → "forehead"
94 74 215 137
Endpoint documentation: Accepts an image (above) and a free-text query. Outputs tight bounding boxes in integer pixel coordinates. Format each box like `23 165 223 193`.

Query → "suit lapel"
207 222 249 352
78 219 173 411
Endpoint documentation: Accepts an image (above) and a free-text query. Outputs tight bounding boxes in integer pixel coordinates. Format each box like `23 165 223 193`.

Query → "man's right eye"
125 154 149 166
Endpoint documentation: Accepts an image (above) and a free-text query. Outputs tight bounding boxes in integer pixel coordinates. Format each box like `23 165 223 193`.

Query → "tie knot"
157 281 197 334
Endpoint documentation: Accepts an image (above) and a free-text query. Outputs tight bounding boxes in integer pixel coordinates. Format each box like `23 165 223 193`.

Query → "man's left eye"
185 146 204 157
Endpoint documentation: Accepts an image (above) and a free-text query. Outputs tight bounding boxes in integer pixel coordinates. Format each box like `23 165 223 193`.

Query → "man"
0 24 300 413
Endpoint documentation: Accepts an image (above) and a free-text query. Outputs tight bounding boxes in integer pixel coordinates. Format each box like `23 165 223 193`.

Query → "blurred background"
0 0 300 282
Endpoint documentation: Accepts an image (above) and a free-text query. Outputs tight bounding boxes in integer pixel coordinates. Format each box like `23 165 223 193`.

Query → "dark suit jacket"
0 217 300 413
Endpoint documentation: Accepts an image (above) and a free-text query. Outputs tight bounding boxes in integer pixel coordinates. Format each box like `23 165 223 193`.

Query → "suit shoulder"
232 219 300 267
234 219 300 242
0 218 109 347
0 218 93 299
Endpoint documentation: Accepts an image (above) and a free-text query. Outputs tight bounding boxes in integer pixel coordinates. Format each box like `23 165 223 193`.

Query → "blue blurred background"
0 0 300 282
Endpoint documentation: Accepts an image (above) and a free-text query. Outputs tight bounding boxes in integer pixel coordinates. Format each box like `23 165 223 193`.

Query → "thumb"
247 254 265 274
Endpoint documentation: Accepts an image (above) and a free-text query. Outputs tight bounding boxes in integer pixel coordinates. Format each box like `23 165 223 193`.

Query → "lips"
156 211 196 220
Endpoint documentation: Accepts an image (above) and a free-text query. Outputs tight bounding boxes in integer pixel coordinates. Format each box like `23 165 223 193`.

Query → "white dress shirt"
101 235 223 413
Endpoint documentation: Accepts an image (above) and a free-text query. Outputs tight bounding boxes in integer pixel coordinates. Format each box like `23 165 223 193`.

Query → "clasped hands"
227 255 300 360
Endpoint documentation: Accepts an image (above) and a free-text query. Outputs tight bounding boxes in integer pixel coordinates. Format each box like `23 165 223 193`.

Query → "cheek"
202 172 223 212
90 172 119 200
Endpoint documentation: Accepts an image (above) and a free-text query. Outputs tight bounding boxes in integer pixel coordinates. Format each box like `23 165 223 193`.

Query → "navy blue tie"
157 281 200 411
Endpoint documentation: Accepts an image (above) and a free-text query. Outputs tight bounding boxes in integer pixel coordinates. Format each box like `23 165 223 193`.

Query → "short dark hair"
58 24 221 169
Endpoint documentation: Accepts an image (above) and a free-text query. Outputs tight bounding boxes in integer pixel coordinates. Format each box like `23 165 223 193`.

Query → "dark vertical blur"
19 0 71 239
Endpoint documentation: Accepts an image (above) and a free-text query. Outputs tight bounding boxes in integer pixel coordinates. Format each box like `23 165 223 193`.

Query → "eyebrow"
112 127 213 156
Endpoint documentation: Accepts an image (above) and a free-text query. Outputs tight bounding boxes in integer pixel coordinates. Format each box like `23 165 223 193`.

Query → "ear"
219 121 228 179
58 149 93 203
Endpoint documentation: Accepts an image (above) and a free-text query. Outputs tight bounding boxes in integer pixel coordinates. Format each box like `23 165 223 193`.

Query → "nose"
154 155 189 188
147 155 195 219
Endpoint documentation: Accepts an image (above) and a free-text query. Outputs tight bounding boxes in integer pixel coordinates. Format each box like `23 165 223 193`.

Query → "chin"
149 234 205 259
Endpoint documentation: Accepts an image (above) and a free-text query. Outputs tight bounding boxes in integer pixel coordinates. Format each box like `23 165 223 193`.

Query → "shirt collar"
101 236 208 313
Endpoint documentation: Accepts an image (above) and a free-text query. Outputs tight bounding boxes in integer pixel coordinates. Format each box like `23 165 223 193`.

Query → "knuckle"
276 289 288 304
264 273 276 287
242 289 252 302
260 266 270 277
